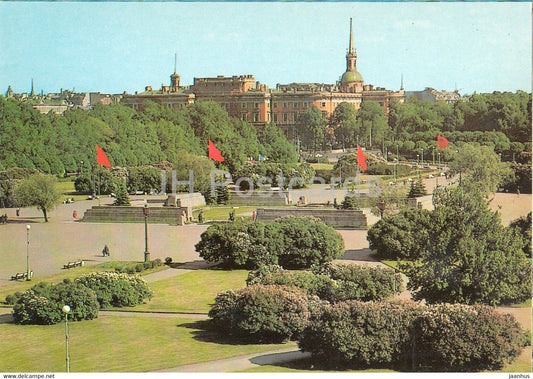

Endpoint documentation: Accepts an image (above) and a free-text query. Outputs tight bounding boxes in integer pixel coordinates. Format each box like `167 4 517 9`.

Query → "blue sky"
0 2 530 95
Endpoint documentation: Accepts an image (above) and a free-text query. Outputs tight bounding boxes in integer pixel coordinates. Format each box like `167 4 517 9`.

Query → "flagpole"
98 171 101 206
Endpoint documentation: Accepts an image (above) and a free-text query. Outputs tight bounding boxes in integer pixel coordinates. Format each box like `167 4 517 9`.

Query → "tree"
407 180 427 198
509 212 532 258
402 187 531 305
113 179 130 206
258 123 298 163
367 208 432 260
451 143 513 195
358 101 389 147
296 106 327 154
330 102 358 149
16 174 61 222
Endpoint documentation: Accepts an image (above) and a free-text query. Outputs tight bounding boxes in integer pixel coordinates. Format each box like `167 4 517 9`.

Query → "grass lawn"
56 180 87 202
130 269 249 313
0 315 295 372
193 206 256 221
310 163 334 170
0 262 167 305
238 357 398 373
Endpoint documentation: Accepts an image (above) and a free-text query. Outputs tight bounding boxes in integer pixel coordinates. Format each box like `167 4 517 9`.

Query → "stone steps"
81 206 187 225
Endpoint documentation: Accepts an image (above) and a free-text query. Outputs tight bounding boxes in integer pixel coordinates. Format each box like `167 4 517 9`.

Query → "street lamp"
80 160 84 176
143 204 150 262
26 225 31 281
378 201 386 219
62 305 71 373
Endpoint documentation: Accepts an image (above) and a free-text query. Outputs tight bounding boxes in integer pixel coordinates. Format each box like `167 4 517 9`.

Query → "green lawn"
310 163 334 170
130 269 249 313
238 357 398 373
0 315 295 372
56 180 87 202
193 206 256 221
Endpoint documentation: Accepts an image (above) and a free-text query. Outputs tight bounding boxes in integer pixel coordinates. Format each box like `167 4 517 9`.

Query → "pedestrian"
252 211 256 221
16 208 20 217
73 210 77 219
102 244 110 257
198 211 204 224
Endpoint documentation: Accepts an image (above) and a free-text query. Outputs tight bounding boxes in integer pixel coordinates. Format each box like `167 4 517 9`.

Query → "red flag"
357 146 368 171
208 140 224 162
437 135 448 149
96 145 111 168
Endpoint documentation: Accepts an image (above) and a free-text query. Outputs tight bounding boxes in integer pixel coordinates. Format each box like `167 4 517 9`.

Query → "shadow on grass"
251 356 413 373
168 260 213 270
177 320 283 346
341 248 380 262
0 313 14 324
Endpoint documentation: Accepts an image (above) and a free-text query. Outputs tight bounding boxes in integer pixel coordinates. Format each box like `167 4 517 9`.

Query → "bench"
11 271 33 281
63 260 84 269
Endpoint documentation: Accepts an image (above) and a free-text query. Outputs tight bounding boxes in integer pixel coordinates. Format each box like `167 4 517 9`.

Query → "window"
242 103 247 109
267 114 271 122
254 113 259 122
283 113 289 123
321 102 326 108
283 102 288 108
303 102 308 109
293 102 298 108
273 114 278 122
254 103 259 108
242 113 247 121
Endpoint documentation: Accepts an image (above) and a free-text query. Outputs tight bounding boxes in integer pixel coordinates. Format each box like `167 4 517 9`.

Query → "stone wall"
256 207 367 228
81 206 187 225
164 193 206 218
228 190 289 206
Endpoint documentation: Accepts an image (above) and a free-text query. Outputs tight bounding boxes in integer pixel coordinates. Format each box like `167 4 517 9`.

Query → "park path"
153 346 309 373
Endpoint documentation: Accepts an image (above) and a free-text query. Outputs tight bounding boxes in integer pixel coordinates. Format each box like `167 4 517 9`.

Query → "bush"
413 304 529 371
264 216 345 269
247 263 402 302
12 281 99 325
196 217 344 269
165 257 173 265
209 284 316 343
75 272 152 308
299 301 529 371
299 300 422 368
367 208 432 260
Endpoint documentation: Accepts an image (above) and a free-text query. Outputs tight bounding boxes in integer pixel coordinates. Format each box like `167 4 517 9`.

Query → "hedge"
299 300 529 371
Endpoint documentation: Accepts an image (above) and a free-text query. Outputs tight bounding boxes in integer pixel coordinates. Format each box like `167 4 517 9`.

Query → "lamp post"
143 204 150 262
378 201 386 219
62 305 71 373
421 148 424 166
416 154 420 179
80 160 84 176
26 225 31 281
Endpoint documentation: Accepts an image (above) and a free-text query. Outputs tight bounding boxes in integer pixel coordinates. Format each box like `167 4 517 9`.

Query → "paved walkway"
154 346 309 373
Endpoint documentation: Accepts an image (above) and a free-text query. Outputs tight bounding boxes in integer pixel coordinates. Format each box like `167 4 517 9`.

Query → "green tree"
16 174 61 222
257 123 298 163
358 101 388 147
402 187 531 305
509 212 532 258
113 179 130 206
451 143 513 195
407 180 427 198
296 106 327 154
330 102 359 149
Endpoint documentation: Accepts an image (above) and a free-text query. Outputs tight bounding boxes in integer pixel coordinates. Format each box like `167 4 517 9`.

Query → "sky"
0 2 531 96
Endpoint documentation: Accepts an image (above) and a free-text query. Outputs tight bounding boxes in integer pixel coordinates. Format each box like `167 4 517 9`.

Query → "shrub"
5 292 23 305
299 300 422 368
367 208 432 260
209 285 316 343
11 281 99 325
248 263 402 302
299 300 529 371
75 272 152 308
135 263 143 272
165 257 173 265
264 216 345 269
413 304 529 371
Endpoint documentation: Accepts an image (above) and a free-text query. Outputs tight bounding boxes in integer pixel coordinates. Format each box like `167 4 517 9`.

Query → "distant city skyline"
0 2 530 96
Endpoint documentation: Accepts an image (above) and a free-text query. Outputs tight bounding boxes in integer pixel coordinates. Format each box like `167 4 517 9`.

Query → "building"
122 18 405 137
405 87 461 104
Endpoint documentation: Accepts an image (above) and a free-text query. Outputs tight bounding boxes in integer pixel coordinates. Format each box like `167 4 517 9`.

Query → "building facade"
122 18 405 137
405 87 461 104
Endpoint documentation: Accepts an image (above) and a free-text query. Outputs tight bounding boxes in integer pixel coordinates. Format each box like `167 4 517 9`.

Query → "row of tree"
0 97 298 177
295 91 531 152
